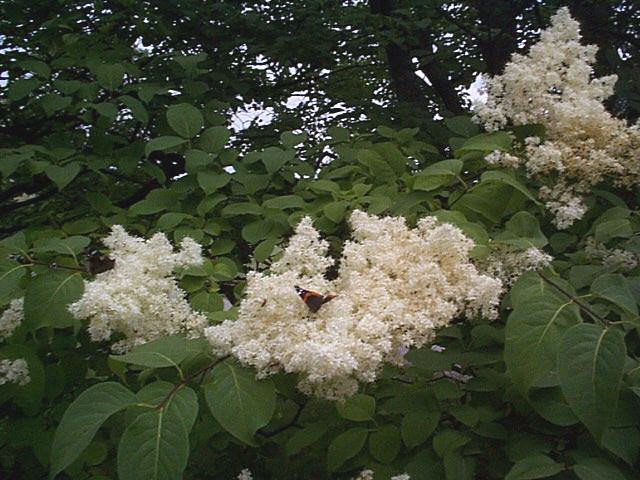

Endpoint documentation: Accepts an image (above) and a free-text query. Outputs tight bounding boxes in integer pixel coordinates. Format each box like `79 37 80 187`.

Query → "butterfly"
294 286 336 313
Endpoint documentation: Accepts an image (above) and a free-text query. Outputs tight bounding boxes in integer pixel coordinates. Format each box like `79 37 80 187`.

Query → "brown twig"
537 272 609 326
155 355 231 410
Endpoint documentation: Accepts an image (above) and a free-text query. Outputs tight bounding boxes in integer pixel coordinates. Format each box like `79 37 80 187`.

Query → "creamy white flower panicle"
206 211 502 400
0 358 30 386
236 469 253 480
585 237 638 272
481 247 553 286
68 226 208 352
0 297 24 341
474 7 640 229
353 470 410 480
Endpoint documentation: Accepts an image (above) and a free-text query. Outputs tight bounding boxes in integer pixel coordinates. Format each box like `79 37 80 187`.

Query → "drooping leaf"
327 427 368 471
24 270 84 329
558 324 626 442
505 454 564 480
50 383 136 478
204 362 276 445
167 103 204 138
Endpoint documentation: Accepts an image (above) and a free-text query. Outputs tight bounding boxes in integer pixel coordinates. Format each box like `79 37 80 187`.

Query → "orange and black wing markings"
295 286 336 312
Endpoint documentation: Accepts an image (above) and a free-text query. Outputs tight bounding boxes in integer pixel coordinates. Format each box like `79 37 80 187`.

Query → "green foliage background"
1 1 639 479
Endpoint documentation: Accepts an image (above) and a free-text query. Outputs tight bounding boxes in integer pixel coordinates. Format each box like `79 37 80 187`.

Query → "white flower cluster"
206 212 502 399
585 237 638 272
0 297 24 340
0 358 30 386
236 469 253 480
481 247 553 285
0 298 30 386
474 7 640 229
354 470 410 480
68 226 208 352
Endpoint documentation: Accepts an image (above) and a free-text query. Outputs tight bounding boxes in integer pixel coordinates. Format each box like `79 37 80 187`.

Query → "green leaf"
505 273 581 395
135 382 199 433
197 171 231 194
110 336 190 369
324 201 349 223
433 429 471 457
145 136 187 157
496 211 548 248
119 95 149 124
241 219 273 244
190 291 223 313
95 63 125 91
204 362 276 445
221 202 263 216
445 116 479 137
261 147 294 174
281 131 307 148
413 160 462 192
185 149 215 172
591 274 638 316
263 195 306 210
336 394 375 421
50 382 136 478
505 454 564 480
594 219 632 243
198 126 231 153
24 270 83 329
45 162 81 190
285 423 327 456
93 102 118 119
167 103 204 138
0 260 28 303
156 212 188 230
327 427 368 471
254 237 278 262
117 410 189 480
401 411 440 448
130 189 179 215
558 324 626 442
480 170 541 205
457 132 512 154
573 458 626 480
40 93 72 116
369 425 401 463
8 77 41 100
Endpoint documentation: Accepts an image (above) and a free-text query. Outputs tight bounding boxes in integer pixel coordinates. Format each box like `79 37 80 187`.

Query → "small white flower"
237 469 253 480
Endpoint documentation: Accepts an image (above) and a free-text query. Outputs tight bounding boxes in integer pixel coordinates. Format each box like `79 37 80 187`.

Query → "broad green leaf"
505 273 581 395
199 126 231 152
401 411 440 448
413 160 462 192
558 324 626 442
369 425 401 463
594 219 632 243
95 63 125 90
167 103 204 138
157 212 188 230
495 211 548 248
204 362 276 445
184 149 214 172
130 189 179 215
336 394 375 421
457 132 512 154
505 454 564 480
93 102 118 119
254 237 278 262
324 201 348 222
281 131 307 148
0 260 28 303
197 171 231 194
241 219 273 244
263 195 306 210
135 382 199 432
117 410 189 480
262 147 295 174
327 427 368 471
285 423 327 456
445 116 479 137
433 429 471 457
528 387 579 426
145 136 187 157
110 336 190 369
24 270 83 329
40 93 72 116
591 274 638 315
45 162 81 190
573 458 626 480
191 291 223 313
480 170 541 205
8 77 41 100
119 95 149 124
50 382 136 478
221 202 263 216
